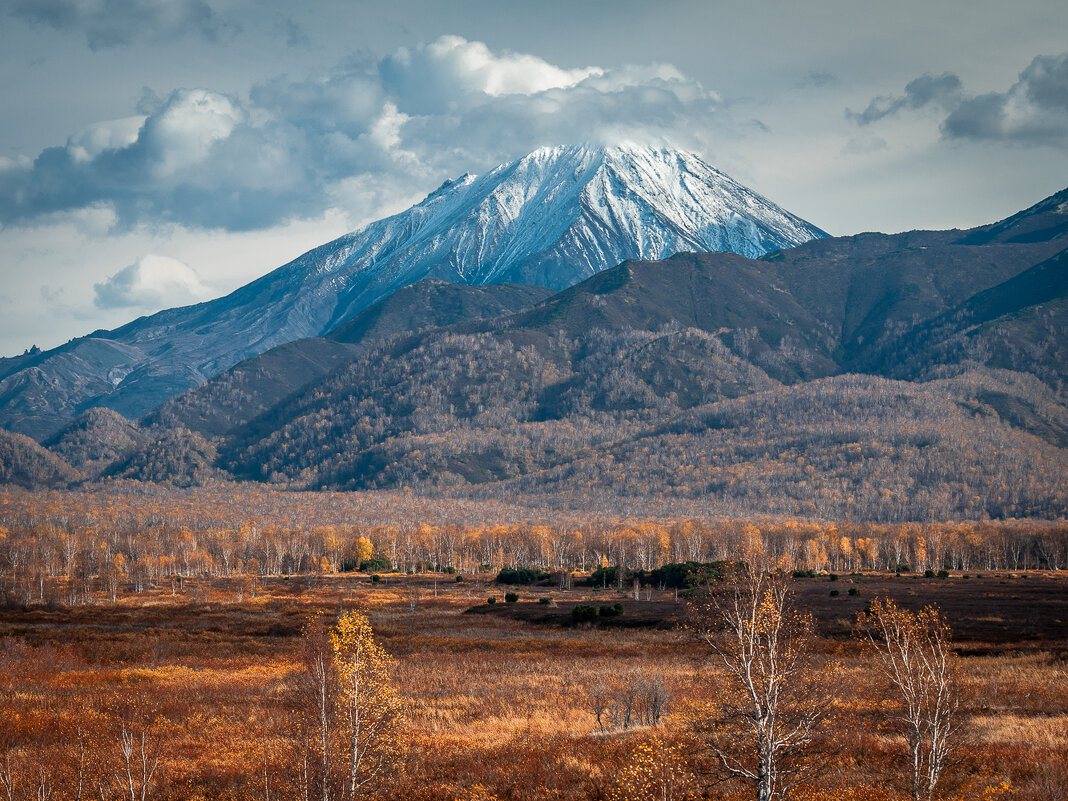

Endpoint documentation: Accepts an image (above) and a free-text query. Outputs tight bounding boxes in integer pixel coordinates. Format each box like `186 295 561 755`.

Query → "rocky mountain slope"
0 145 826 440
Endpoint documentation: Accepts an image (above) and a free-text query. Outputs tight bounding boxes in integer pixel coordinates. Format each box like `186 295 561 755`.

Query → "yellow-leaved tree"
355 537 374 569
330 611 404 798
297 611 404 801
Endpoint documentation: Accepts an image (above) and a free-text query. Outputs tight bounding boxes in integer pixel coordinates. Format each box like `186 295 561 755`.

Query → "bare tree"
690 553 828 801
95 697 161 801
295 613 335 801
857 598 960 801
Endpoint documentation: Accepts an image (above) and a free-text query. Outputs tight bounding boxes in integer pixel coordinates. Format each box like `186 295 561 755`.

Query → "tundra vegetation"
0 485 1065 800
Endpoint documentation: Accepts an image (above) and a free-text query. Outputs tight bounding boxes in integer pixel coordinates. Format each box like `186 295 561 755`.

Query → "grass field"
1 570 1065 800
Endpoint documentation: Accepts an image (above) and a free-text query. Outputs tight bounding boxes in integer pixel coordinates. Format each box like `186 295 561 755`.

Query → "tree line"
1 489 1064 605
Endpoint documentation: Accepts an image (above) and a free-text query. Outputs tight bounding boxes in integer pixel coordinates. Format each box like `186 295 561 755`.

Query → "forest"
1 484 1066 800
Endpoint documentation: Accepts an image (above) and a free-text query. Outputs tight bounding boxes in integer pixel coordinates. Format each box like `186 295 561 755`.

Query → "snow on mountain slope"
0 144 827 438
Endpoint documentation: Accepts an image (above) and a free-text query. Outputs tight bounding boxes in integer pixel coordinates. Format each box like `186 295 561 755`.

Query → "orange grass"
0 574 1065 800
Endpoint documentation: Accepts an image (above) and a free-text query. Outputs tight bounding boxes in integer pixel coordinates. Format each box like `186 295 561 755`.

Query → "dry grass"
0 573 1066 800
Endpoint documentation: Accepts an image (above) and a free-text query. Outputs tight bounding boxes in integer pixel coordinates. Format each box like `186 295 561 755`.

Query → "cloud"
0 0 227 50
847 52 1068 150
93 254 210 309
379 35 602 115
795 71 837 89
0 35 722 233
942 52 1068 147
847 72 963 125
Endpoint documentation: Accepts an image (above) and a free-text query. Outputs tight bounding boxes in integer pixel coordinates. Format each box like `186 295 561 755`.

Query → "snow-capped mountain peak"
0 143 827 435
287 143 826 322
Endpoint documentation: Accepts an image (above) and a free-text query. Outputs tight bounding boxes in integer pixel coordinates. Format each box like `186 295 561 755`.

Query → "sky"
0 0 1066 356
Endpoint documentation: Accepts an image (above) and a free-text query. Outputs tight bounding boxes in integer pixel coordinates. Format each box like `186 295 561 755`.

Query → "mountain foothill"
0 145 1065 523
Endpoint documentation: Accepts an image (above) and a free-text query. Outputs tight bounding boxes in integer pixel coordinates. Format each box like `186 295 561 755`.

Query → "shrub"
588 565 623 587
359 556 391 573
487 597 497 605
848 587 860 596
505 592 519 604
937 569 950 579
828 573 839 582
454 574 464 583
830 589 840 597
572 604 598 624
538 597 552 605
598 603 623 617
496 567 549 585
370 574 381 584
644 561 732 589
896 562 912 573
924 569 936 578
793 569 816 578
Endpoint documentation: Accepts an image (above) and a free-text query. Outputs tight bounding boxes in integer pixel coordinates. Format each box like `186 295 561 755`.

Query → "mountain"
144 281 554 436
0 144 827 440
0 429 80 489
327 280 556 344
196 187 1067 520
42 407 145 478
957 186 1068 245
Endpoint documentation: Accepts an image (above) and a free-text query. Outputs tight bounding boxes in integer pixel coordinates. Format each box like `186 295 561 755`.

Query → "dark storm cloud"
0 36 720 232
0 0 228 50
943 52 1068 147
847 72 963 125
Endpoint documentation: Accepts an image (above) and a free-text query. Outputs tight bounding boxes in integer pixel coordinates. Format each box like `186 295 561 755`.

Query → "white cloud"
93 254 210 309
380 35 602 114
140 89 244 178
66 115 145 163
0 35 720 232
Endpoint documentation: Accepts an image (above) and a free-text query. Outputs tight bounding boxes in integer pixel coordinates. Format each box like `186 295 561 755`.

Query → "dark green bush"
504 592 519 603
370 574 381 584
848 587 860 596
497 567 549 585
454 574 464 583
937 569 950 579
360 556 391 573
539 597 552 605
924 569 936 578
644 561 731 589
588 566 624 587
598 603 623 618
830 589 840 597
793 569 816 578
828 573 839 582
572 604 598 624
487 597 497 605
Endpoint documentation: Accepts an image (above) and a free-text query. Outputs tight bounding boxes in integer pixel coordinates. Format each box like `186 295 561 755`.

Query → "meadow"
1 566 1065 800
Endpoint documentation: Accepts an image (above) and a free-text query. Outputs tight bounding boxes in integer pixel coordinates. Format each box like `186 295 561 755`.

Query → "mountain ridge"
0 143 828 439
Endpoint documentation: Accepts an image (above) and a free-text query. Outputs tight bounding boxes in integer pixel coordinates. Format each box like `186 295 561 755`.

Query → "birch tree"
330 612 404 798
691 553 828 800
857 598 960 801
